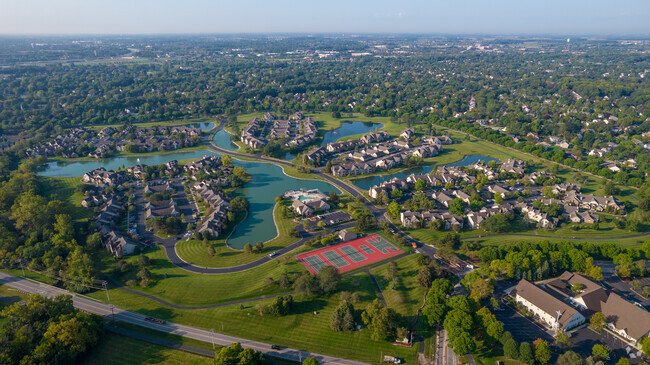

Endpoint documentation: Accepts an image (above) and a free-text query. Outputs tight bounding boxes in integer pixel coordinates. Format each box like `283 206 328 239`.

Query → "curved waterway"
212 129 239 151
39 150 339 249
350 154 499 191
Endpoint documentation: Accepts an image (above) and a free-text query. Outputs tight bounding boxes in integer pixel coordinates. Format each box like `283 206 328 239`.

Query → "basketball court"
297 233 403 274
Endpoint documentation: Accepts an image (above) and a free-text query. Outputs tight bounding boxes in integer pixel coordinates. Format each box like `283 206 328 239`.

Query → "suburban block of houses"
27 125 202 159
240 112 318 149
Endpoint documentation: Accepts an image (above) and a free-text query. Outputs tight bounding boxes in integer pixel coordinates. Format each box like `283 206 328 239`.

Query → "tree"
449 198 465 216
592 344 609 360
469 278 494 302
494 193 504 205
519 342 534 364
317 266 341 294
329 190 339 204
387 262 398 281
557 351 584 365
449 331 476 355
230 196 249 212
278 273 290 289
422 279 453 326
213 342 263 365
555 331 572 348
590 312 606 332
303 358 319 365
0 294 103 365
387 201 401 218
504 339 519 360
221 154 233 167
604 181 618 196
616 359 630 365
243 243 253 254
533 339 551 364
641 336 650 358
415 179 427 191
294 272 321 298
416 265 433 288
361 299 398 341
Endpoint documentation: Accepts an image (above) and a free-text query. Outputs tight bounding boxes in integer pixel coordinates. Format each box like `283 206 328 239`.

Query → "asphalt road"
0 271 370 365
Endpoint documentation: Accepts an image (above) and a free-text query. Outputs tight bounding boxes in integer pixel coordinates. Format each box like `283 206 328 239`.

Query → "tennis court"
303 255 329 273
339 245 367 263
297 233 403 274
367 235 397 253
359 245 375 255
322 250 350 268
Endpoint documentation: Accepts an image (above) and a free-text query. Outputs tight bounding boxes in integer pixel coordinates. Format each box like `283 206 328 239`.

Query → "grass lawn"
176 201 301 268
41 176 93 221
83 117 219 132
369 255 427 318
0 284 31 303
88 270 421 364
82 332 213 365
91 246 306 307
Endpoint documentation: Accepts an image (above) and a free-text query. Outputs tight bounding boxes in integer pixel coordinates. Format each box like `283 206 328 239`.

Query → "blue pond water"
350 154 499 191
320 121 383 146
38 150 339 249
212 129 239 151
184 122 216 131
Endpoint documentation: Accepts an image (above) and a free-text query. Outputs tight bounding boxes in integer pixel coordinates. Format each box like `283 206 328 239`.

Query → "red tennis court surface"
297 234 403 275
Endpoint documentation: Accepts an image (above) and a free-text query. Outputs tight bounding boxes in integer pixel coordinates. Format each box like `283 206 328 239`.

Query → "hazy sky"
1 0 648 35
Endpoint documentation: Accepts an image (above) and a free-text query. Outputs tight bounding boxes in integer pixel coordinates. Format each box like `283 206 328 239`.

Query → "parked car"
271 345 281 350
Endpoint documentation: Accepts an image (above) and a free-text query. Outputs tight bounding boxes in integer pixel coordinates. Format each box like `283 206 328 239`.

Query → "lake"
184 122 216 131
350 154 499 191
320 121 383 146
39 150 339 249
212 129 239 151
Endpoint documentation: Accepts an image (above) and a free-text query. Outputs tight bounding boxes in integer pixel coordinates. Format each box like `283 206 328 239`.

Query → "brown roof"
515 279 581 329
601 292 650 341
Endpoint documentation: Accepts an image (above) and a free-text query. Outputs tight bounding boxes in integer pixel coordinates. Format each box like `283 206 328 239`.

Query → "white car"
268 252 278 258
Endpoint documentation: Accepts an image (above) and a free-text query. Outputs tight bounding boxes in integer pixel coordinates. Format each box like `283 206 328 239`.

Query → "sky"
0 0 649 36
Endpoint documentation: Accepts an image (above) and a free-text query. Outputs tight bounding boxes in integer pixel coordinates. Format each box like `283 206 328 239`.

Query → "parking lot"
570 327 644 364
602 275 650 309
493 303 554 344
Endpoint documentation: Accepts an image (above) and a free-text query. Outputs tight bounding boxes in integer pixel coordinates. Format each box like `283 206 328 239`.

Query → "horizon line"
0 31 650 39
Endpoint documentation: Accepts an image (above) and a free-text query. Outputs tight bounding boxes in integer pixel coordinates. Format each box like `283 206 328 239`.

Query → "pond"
212 129 239 151
350 154 499 191
38 150 340 249
320 121 383 146
184 122 216 131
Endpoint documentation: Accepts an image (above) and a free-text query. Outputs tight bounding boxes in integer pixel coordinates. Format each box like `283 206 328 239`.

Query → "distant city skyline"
1 0 649 36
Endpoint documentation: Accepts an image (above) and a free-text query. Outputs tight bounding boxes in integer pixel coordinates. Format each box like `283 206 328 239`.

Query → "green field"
41 176 93 221
85 268 421 364
82 332 213 365
369 254 427 317
83 117 219 132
